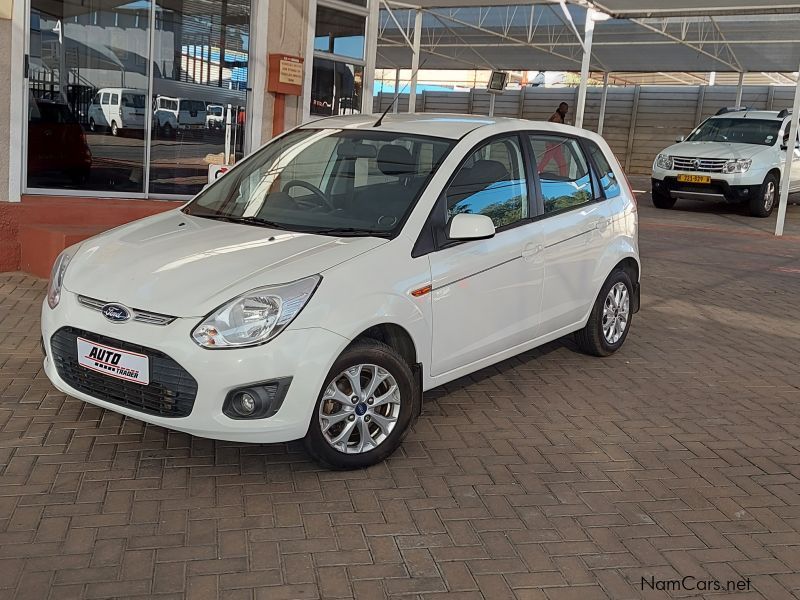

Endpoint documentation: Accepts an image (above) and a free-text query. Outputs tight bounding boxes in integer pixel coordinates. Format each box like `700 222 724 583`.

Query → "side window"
445 135 528 229
110 93 119 106
529 135 593 214
101 93 110 105
586 141 620 198
92 93 101 105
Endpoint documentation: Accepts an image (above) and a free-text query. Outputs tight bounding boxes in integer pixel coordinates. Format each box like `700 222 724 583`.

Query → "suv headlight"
192 275 321 348
47 246 79 309
655 154 673 170
723 158 752 174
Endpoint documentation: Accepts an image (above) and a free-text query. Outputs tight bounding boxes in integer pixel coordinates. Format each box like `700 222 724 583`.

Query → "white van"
206 104 225 131
87 88 147 136
153 96 207 137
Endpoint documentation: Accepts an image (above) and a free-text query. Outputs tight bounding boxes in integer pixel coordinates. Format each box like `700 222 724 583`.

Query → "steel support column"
597 72 609 135
735 71 745 106
408 9 422 113
775 62 800 236
575 12 595 129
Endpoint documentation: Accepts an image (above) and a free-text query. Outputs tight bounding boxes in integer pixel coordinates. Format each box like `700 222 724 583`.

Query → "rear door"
527 133 613 336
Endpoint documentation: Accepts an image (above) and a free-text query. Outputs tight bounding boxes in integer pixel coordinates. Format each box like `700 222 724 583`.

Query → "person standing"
548 102 569 124
542 102 569 176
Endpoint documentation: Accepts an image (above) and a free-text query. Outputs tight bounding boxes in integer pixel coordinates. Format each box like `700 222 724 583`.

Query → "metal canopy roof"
390 0 800 17
378 2 800 73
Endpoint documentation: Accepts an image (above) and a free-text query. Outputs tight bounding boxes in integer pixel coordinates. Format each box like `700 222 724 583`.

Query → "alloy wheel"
318 364 401 454
602 282 630 344
764 180 776 212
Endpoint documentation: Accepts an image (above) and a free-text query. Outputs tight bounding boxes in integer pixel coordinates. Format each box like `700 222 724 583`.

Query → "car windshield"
122 93 146 109
183 128 454 236
687 118 781 146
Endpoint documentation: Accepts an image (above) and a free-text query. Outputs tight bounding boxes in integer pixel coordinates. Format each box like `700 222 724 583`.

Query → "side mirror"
675 135 685 143
447 213 495 241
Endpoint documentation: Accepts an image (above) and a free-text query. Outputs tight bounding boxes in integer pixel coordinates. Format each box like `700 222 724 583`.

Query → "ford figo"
42 114 640 469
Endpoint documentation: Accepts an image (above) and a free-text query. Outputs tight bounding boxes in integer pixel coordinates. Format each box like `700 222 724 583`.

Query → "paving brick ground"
2 182 800 599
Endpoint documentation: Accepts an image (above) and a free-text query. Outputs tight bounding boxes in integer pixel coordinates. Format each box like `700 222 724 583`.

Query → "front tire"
574 269 634 357
749 173 778 217
110 121 119 136
652 188 677 209
304 339 419 469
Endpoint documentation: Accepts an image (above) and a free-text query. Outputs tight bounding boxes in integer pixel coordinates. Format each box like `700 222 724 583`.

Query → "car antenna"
373 59 428 128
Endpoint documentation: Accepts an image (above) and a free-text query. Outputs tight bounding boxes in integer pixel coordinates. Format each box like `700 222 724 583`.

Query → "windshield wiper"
307 227 390 238
188 213 291 230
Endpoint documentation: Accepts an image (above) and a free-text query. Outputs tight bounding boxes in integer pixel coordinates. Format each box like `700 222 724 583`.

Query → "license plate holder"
76 337 150 385
677 174 711 184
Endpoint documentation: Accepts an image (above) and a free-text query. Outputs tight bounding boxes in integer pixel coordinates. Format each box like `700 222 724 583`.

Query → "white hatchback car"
42 114 640 469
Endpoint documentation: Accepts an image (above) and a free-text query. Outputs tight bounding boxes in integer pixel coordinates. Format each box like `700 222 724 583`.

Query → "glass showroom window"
311 2 367 117
24 0 252 198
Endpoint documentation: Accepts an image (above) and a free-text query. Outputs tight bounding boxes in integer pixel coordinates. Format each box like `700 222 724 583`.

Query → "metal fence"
375 85 797 175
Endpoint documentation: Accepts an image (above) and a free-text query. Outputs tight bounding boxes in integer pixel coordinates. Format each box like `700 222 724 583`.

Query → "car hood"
64 210 387 317
661 141 773 160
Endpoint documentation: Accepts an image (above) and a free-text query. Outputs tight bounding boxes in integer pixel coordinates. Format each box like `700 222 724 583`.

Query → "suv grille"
50 327 197 418
672 156 727 173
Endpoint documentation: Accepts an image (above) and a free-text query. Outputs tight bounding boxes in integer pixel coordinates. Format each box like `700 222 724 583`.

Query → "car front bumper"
41 291 349 444
651 176 761 203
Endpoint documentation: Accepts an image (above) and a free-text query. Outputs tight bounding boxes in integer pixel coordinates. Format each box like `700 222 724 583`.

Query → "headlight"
723 158 752 174
655 154 673 170
46 246 79 309
192 275 321 348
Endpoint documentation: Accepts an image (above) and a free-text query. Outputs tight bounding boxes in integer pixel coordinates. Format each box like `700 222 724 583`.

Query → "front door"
429 134 545 377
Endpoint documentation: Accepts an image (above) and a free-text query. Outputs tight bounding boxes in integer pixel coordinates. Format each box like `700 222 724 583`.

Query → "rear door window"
528 134 594 214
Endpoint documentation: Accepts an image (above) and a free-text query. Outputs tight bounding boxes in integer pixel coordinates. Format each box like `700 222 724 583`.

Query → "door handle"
595 218 612 232
522 243 543 260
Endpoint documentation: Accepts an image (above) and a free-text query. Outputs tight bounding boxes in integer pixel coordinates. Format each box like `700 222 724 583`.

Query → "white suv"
652 108 800 217
42 114 639 469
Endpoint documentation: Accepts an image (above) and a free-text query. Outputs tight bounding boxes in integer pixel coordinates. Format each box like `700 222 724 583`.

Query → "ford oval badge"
101 303 132 323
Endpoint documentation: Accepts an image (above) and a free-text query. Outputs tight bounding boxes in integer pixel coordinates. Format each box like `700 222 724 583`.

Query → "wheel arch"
349 323 418 368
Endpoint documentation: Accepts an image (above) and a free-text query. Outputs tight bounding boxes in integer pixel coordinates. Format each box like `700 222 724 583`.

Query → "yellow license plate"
677 174 711 184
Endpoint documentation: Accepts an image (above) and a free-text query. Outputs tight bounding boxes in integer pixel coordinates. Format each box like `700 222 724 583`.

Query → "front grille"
50 327 197 418
672 156 727 173
77 295 176 326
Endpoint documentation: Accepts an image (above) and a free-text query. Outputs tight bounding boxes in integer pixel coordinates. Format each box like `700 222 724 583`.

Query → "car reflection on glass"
28 99 92 185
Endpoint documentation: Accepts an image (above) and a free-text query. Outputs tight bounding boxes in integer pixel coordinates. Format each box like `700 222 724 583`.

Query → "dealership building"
0 0 379 274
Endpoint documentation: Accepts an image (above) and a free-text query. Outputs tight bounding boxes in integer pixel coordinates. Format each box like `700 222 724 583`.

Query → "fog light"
223 378 293 420
232 392 257 416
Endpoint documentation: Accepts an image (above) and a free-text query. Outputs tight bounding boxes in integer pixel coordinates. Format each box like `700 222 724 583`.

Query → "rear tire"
574 269 634 357
652 188 677 209
110 121 119 136
304 339 419 469
749 173 778 218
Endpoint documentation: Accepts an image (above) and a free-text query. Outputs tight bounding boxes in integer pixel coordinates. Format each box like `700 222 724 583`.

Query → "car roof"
300 113 567 140
712 110 785 120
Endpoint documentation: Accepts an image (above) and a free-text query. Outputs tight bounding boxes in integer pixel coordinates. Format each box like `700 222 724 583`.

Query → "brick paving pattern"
2 189 800 599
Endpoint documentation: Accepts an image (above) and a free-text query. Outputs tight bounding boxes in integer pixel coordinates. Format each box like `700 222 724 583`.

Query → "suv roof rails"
715 106 750 116
778 109 792 119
